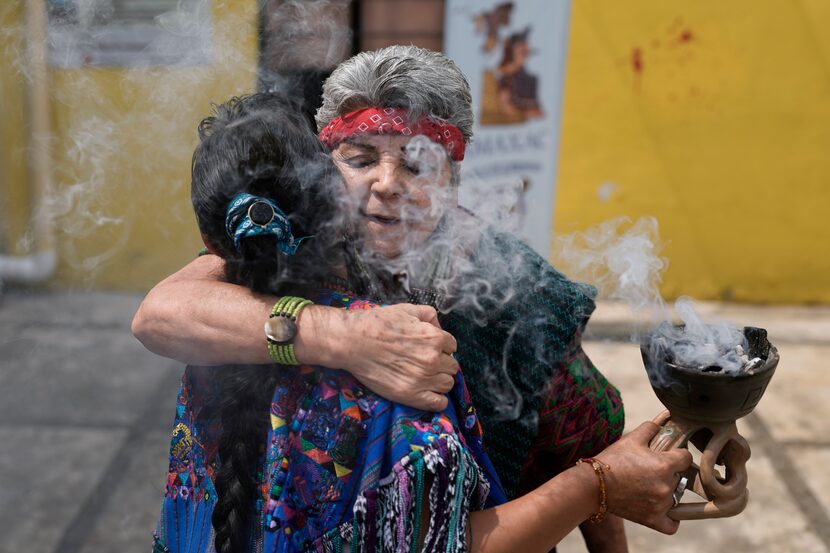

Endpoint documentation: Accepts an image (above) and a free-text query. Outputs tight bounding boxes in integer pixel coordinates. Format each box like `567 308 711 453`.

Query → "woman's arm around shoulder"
132 254 277 365
132 255 460 411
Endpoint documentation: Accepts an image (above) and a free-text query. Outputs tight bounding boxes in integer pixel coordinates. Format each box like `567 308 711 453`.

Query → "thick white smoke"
338 132 603 425
553 216 667 312
651 297 757 374
551 216 752 378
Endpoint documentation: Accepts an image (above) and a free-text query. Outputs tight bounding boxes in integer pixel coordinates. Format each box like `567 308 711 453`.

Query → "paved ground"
0 290 827 553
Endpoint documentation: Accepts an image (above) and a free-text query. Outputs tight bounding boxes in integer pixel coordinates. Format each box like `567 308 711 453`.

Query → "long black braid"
190 93 341 553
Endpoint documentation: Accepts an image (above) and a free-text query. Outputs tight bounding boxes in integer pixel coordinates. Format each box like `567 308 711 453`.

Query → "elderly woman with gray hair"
136 46 690 552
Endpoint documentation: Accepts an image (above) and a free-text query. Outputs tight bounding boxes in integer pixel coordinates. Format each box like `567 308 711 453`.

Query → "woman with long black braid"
189 95 342 553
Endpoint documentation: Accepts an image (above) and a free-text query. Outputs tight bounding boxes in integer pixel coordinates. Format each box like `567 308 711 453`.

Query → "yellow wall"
1 0 258 290
3 1 828 302
554 0 830 303
0 3 32 253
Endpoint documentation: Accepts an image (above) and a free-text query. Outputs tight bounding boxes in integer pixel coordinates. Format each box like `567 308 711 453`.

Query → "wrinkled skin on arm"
132 255 460 411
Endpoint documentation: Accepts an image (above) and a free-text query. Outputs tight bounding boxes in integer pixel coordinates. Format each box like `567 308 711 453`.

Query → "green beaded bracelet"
265 296 312 365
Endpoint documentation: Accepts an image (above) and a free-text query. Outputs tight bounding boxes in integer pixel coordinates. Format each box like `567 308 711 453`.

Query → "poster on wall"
444 0 571 258
46 0 213 67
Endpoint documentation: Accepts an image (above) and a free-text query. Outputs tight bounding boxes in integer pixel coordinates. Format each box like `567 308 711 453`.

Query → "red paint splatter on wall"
679 29 694 43
632 48 643 74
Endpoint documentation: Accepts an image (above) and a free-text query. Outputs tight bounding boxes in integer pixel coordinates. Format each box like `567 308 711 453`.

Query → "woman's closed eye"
343 156 376 169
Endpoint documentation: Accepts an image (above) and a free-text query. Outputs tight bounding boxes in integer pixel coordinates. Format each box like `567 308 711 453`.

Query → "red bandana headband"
319 107 466 161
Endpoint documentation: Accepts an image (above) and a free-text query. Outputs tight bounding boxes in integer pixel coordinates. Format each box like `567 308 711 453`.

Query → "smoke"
156 0 213 39
329 133 606 424
344 134 528 316
553 216 667 312
551 216 753 382
260 0 351 72
458 168 528 237
1 0 357 282
650 297 750 374
191 99 556 428
3 0 209 277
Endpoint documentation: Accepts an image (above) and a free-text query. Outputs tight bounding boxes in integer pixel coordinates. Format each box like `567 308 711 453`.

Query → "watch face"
264 317 297 345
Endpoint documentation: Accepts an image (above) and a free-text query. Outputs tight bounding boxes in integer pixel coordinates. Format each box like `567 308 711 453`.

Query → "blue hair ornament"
225 193 312 256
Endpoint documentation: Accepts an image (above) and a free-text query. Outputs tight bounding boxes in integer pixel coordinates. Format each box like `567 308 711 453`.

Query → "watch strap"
266 296 312 365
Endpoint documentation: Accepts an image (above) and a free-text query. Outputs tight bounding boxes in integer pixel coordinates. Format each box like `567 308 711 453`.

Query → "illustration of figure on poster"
474 2 545 125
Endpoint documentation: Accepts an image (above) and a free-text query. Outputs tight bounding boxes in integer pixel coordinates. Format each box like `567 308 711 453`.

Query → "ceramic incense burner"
641 326 779 520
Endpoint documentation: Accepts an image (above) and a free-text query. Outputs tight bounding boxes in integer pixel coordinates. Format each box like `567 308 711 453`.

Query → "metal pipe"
0 0 57 284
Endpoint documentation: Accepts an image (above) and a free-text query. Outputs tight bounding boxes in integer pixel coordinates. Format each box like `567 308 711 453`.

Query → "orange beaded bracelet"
576 457 611 523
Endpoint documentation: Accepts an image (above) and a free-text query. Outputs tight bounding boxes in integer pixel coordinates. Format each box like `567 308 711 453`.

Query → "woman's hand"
297 303 460 411
594 422 693 535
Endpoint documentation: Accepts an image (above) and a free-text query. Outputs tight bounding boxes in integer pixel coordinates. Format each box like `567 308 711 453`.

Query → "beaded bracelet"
576 457 611 523
266 296 312 365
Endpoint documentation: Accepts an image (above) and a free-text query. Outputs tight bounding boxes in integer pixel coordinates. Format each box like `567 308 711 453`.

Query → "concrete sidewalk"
0 291 827 553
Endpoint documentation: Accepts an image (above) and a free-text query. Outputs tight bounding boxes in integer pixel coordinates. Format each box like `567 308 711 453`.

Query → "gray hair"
316 45 474 144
